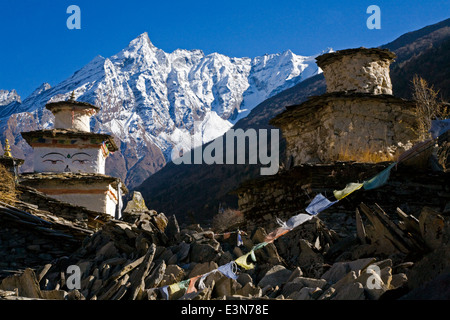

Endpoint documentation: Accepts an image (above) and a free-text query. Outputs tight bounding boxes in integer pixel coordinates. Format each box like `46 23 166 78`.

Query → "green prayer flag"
363 163 396 190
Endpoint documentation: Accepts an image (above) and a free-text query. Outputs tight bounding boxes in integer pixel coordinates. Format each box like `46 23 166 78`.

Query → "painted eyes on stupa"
42 152 92 165
72 159 90 164
43 159 90 164
43 159 64 165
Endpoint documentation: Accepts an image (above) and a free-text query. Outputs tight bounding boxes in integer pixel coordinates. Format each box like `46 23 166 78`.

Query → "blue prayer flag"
305 193 338 216
218 262 239 279
237 231 243 246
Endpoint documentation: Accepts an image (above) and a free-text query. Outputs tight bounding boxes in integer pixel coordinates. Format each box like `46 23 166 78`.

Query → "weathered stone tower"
271 47 420 166
19 94 126 218
235 47 427 232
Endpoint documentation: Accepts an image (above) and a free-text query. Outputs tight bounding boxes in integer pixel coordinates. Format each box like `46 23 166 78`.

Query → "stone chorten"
20 94 127 218
271 47 420 165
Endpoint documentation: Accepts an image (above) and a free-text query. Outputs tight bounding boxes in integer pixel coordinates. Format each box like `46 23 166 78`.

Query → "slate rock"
332 282 365 300
390 273 408 289
145 260 166 288
237 273 253 287
190 242 220 263
321 258 376 284
400 273 450 300
407 244 450 290
236 282 261 297
0 268 42 299
257 265 292 288
297 239 324 278
282 276 327 297
165 215 180 240
419 207 446 250
123 191 148 213
288 286 321 300
188 261 218 278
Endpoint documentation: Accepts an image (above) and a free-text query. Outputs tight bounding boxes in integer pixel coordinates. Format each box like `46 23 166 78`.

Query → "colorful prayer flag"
252 242 269 251
264 227 290 243
305 193 338 215
168 283 181 295
286 213 315 229
197 273 209 290
160 286 169 300
333 182 364 200
235 252 255 270
363 163 396 190
186 275 202 294
217 261 239 279
237 231 243 246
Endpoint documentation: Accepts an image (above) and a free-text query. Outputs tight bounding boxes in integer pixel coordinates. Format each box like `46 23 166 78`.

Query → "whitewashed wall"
54 109 91 132
49 192 116 217
106 185 119 217
37 183 119 217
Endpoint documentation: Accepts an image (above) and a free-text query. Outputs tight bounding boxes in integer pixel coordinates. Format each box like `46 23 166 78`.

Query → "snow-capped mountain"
0 89 21 106
0 32 323 188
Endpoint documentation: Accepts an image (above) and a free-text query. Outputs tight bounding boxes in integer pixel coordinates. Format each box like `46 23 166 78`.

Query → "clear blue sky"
1 0 449 98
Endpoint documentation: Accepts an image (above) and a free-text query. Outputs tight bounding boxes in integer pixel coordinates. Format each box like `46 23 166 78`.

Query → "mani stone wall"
270 92 419 166
0 184 111 278
316 48 396 95
234 162 450 235
0 223 80 277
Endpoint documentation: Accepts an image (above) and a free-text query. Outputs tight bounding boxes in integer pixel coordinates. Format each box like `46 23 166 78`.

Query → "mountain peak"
90 55 106 63
0 89 21 106
128 32 155 50
24 83 51 101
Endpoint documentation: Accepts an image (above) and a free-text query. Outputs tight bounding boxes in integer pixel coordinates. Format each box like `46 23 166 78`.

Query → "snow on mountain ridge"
0 89 21 106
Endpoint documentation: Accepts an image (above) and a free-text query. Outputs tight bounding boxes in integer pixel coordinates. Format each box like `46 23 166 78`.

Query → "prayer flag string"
156 124 450 299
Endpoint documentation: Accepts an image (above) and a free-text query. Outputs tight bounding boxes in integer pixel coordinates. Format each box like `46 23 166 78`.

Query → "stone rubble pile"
1 193 449 300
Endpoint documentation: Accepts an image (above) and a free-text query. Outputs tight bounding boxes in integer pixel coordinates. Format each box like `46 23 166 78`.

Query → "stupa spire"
3 139 12 157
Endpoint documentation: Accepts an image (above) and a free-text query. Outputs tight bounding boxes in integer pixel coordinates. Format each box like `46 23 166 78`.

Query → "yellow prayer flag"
235 252 255 270
169 283 181 294
333 182 363 200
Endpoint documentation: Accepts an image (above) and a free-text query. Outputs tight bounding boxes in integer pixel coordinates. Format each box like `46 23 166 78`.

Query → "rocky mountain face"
0 33 322 189
136 18 450 224
382 17 450 101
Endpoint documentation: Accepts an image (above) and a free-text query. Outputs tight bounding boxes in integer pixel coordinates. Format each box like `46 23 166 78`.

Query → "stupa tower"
20 93 126 218
271 47 420 165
